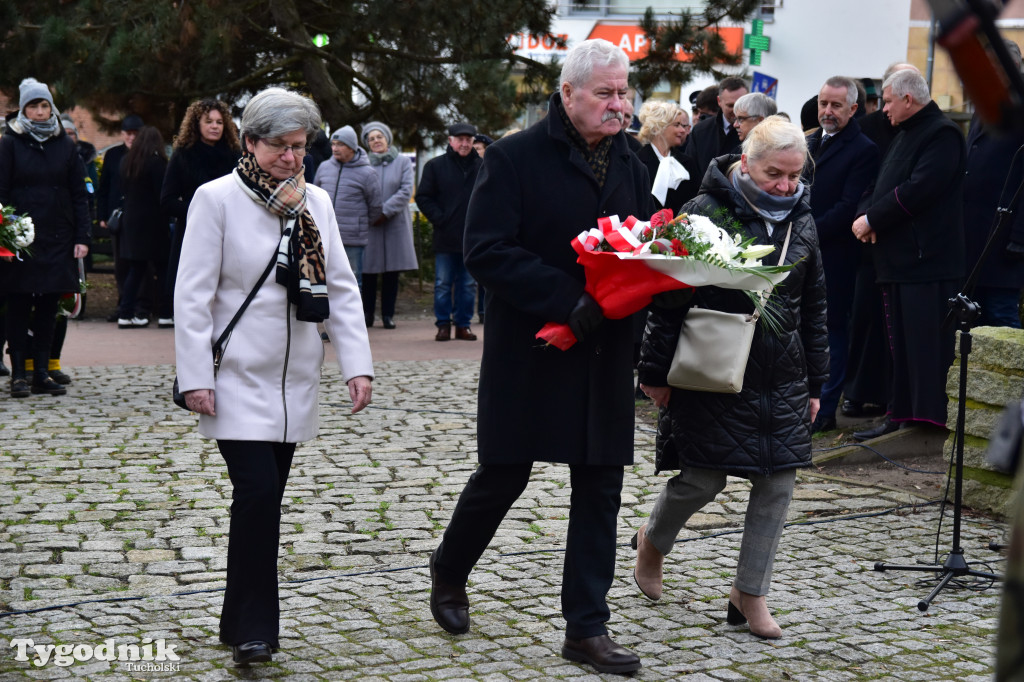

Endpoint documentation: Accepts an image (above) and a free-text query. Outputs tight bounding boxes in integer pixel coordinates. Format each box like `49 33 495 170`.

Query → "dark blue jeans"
434 251 475 327
975 286 1022 329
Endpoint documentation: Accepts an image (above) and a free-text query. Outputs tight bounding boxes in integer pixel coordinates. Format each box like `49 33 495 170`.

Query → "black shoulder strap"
212 238 281 374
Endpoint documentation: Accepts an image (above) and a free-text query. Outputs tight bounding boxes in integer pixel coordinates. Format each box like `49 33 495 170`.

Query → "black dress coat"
636 144 701 215
862 101 966 284
0 120 90 294
97 143 128 225
803 118 880 313
161 141 241 287
119 154 169 262
463 93 654 466
417 145 482 254
684 111 741 181
638 156 829 475
963 114 1024 289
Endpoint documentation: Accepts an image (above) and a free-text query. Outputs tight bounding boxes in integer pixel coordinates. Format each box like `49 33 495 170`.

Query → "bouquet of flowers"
0 203 35 258
537 208 794 350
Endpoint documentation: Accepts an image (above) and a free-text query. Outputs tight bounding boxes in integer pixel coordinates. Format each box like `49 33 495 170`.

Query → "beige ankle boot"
632 523 663 600
727 585 782 639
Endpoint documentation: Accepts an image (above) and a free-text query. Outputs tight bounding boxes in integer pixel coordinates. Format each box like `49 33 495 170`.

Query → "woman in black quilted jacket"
632 116 828 639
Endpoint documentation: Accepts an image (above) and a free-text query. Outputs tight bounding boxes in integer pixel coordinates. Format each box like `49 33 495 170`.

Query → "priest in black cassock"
851 68 965 439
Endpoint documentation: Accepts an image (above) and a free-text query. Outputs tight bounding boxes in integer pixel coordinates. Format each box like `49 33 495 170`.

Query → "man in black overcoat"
844 63 921 418
852 69 966 437
962 40 1024 328
428 39 654 676
683 76 747 180
802 76 880 432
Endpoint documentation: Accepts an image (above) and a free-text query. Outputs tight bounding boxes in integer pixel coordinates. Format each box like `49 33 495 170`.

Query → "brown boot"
631 523 663 600
727 585 782 639
454 326 477 341
435 324 451 341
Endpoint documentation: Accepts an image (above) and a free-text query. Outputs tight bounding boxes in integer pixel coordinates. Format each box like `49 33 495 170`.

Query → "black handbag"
173 248 279 410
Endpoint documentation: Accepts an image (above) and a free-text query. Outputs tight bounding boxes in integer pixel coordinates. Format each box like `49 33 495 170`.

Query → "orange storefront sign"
587 24 743 62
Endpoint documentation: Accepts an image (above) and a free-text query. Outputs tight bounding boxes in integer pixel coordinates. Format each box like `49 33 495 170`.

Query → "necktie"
816 134 833 159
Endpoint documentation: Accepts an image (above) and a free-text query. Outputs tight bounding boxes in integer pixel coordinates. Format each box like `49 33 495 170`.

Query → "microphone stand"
872 142 1024 611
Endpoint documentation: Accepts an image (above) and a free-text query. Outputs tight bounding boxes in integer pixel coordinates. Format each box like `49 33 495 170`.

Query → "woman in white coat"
174 88 373 667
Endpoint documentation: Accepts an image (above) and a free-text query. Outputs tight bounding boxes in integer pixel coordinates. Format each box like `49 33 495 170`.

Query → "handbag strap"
751 221 793 321
212 235 282 374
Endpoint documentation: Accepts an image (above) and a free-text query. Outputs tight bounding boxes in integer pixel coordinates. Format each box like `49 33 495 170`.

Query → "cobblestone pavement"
0 361 1008 680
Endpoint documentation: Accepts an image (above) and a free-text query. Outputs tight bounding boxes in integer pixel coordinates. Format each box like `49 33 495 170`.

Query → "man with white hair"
851 68 966 439
428 38 653 675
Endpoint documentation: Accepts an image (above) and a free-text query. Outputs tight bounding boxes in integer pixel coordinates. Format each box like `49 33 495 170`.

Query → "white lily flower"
741 244 775 260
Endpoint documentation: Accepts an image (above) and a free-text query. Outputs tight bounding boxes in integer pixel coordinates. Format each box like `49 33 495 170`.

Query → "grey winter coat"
313 148 382 247
363 153 418 273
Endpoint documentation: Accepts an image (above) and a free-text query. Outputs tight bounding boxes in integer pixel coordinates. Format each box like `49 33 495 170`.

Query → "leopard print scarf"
235 152 329 322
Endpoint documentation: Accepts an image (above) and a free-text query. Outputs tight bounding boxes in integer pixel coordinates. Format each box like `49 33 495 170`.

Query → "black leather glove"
1005 241 1024 261
567 292 604 342
652 287 694 309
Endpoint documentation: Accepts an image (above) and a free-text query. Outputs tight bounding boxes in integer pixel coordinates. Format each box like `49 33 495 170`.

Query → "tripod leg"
918 570 957 611
874 562 945 574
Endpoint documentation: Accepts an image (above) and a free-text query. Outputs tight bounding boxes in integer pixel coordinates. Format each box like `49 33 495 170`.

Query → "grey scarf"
15 111 62 143
732 170 804 223
367 146 399 166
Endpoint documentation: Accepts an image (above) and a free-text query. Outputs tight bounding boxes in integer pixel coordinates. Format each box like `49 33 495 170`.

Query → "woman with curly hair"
161 99 241 324
636 100 700 213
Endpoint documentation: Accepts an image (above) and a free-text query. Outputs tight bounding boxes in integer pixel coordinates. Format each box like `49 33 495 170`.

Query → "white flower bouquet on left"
0 202 35 258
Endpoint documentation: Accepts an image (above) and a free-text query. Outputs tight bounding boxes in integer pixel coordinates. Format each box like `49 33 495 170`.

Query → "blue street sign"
751 71 778 100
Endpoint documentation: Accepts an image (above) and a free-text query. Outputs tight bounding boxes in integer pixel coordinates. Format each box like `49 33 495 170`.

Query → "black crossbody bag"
172 249 279 410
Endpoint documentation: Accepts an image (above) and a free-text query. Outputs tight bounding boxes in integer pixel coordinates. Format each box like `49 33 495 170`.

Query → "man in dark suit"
684 76 748 180
852 69 966 439
802 76 880 432
428 38 654 675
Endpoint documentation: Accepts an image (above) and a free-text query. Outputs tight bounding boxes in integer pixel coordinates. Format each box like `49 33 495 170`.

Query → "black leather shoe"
561 635 641 674
49 369 72 385
231 640 272 666
31 375 66 396
852 418 899 441
382 316 396 329
841 399 886 418
429 550 469 634
10 378 30 398
811 414 836 433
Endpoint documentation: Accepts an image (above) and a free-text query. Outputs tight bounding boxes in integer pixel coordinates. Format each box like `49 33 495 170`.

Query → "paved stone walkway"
0 361 1009 680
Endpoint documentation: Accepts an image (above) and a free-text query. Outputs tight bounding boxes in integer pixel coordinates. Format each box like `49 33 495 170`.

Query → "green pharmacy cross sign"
744 19 771 66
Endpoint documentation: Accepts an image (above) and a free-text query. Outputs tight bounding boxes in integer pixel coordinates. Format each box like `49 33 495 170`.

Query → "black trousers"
6 293 60 376
434 463 623 640
216 440 296 648
361 271 400 321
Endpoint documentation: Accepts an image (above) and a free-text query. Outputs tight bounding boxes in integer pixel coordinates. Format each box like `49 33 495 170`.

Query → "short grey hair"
741 115 808 164
240 87 322 143
883 69 931 105
822 76 859 107
734 92 777 119
560 39 629 89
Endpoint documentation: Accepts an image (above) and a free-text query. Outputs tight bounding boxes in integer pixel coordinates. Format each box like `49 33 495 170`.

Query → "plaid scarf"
234 152 329 322
556 96 613 188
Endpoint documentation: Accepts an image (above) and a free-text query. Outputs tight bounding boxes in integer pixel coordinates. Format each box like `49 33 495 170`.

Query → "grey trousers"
645 466 796 596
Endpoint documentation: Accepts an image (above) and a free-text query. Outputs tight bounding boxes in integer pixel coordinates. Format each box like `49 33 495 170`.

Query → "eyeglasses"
733 115 763 124
258 139 309 158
